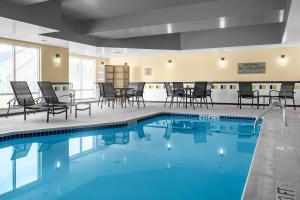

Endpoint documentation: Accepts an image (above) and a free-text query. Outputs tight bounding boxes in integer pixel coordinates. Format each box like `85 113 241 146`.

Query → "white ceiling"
282 0 300 45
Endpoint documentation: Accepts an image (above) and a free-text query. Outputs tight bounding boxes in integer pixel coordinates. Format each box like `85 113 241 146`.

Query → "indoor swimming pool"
0 114 262 200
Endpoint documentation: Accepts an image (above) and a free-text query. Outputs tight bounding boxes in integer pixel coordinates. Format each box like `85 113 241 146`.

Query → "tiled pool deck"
0 103 299 200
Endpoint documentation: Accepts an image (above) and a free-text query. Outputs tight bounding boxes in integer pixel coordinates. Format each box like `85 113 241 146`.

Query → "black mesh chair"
189 82 208 109
38 81 91 122
7 81 45 120
164 82 184 108
270 82 296 110
101 82 121 109
125 83 138 106
134 82 146 108
172 82 185 106
238 82 259 109
164 82 174 108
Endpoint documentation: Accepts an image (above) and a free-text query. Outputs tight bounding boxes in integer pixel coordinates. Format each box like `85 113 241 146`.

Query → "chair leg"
164 97 168 108
251 98 254 108
47 107 50 123
209 96 213 107
284 97 287 108
97 97 100 106
170 96 174 108
137 97 140 108
6 105 11 118
24 106 26 120
89 104 91 116
101 98 104 108
293 97 296 110
142 97 145 107
75 105 78 118
200 98 202 108
257 97 259 109
193 98 195 110
239 97 242 109
65 107 68 120
205 98 208 109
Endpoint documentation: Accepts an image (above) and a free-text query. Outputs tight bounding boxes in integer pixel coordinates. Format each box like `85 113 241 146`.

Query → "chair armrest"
58 94 73 103
57 94 72 99
7 98 17 106
33 97 44 104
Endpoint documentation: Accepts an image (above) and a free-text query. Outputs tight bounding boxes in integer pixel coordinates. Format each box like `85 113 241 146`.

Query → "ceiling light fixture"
219 17 226 29
279 10 285 23
167 23 173 34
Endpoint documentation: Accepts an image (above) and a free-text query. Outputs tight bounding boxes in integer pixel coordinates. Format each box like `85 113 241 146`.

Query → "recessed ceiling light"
219 17 226 29
167 23 172 34
113 51 122 54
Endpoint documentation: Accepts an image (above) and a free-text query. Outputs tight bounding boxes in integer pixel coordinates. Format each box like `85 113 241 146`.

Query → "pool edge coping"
0 111 258 142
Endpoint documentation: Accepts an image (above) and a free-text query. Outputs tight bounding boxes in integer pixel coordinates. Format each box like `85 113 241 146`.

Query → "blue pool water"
0 115 261 200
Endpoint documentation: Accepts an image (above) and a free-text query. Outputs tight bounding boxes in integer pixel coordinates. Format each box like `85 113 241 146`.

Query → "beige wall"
0 37 69 82
109 47 300 82
3 36 300 83
41 45 69 82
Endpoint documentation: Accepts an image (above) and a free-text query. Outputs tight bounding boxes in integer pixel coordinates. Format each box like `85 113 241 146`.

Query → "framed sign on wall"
145 68 152 76
238 62 266 74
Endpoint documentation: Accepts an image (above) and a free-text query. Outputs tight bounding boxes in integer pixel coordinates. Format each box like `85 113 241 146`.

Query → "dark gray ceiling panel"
60 0 212 20
0 0 61 31
87 0 287 36
89 10 285 39
42 31 181 50
181 23 285 50
112 34 181 50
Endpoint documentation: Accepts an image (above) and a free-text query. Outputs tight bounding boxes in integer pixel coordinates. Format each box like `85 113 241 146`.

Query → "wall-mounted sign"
145 68 152 76
238 62 266 74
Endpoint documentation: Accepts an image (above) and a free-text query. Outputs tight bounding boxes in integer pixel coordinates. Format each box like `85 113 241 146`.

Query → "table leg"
186 91 188 109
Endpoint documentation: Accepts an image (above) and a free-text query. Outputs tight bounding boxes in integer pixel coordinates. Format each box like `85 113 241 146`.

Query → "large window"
0 43 39 108
69 57 96 99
